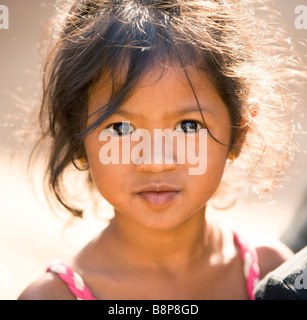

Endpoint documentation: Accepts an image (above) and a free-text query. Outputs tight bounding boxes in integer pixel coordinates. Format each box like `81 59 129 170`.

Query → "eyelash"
106 120 204 136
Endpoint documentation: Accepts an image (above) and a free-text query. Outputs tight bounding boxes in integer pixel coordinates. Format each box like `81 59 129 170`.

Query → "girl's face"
84 67 232 230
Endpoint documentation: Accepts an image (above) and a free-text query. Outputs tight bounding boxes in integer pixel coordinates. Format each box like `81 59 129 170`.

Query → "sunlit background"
0 0 306 299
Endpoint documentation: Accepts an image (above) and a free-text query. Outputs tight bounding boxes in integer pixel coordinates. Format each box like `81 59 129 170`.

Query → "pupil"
182 121 197 132
114 122 130 135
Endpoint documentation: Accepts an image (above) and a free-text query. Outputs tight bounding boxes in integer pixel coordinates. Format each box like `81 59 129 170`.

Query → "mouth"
134 184 182 207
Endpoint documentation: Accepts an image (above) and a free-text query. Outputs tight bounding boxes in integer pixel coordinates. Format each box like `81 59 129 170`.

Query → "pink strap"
47 260 97 300
47 232 260 300
233 232 260 300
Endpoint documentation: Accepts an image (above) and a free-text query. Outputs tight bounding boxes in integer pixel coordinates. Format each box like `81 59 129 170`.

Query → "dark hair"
30 0 305 217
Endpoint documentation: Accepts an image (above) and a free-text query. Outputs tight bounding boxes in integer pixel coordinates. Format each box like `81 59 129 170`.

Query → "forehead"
88 65 227 119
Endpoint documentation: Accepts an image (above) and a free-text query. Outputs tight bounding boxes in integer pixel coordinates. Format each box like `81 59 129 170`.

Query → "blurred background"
0 0 306 299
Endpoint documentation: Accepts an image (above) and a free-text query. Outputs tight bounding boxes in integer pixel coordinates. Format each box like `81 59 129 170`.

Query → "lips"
134 184 181 207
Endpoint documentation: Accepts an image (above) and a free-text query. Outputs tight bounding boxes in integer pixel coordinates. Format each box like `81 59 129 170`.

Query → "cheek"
84 133 113 192
88 159 130 208
84 132 100 174
84 133 133 204
195 140 228 194
208 137 228 170
182 137 228 209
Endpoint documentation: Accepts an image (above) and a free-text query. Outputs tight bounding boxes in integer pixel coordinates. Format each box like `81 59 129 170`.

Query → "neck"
106 207 213 272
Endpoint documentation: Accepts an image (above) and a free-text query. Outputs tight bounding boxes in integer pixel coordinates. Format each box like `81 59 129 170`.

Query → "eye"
107 121 135 136
175 120 202 134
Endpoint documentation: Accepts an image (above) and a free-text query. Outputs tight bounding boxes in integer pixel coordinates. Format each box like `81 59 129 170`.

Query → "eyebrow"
111 105 214 120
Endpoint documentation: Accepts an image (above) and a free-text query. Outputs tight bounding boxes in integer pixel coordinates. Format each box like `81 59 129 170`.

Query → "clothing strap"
233 231 261 300
46 260 97 300
47 231 261 300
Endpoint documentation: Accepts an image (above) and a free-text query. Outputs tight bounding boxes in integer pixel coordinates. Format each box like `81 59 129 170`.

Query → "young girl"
19 0 304 300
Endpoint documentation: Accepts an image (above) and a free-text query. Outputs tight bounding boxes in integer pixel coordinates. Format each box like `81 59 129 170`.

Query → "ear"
227 98 260 161
247 98 260 118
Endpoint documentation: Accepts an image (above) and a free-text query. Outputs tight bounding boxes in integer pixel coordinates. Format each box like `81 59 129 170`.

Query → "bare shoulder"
18 272 76 300
252 236 294 279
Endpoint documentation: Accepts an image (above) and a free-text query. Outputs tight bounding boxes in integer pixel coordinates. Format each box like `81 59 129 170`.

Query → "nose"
134 148 179 173
133 131 179 173
135 161 178 173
